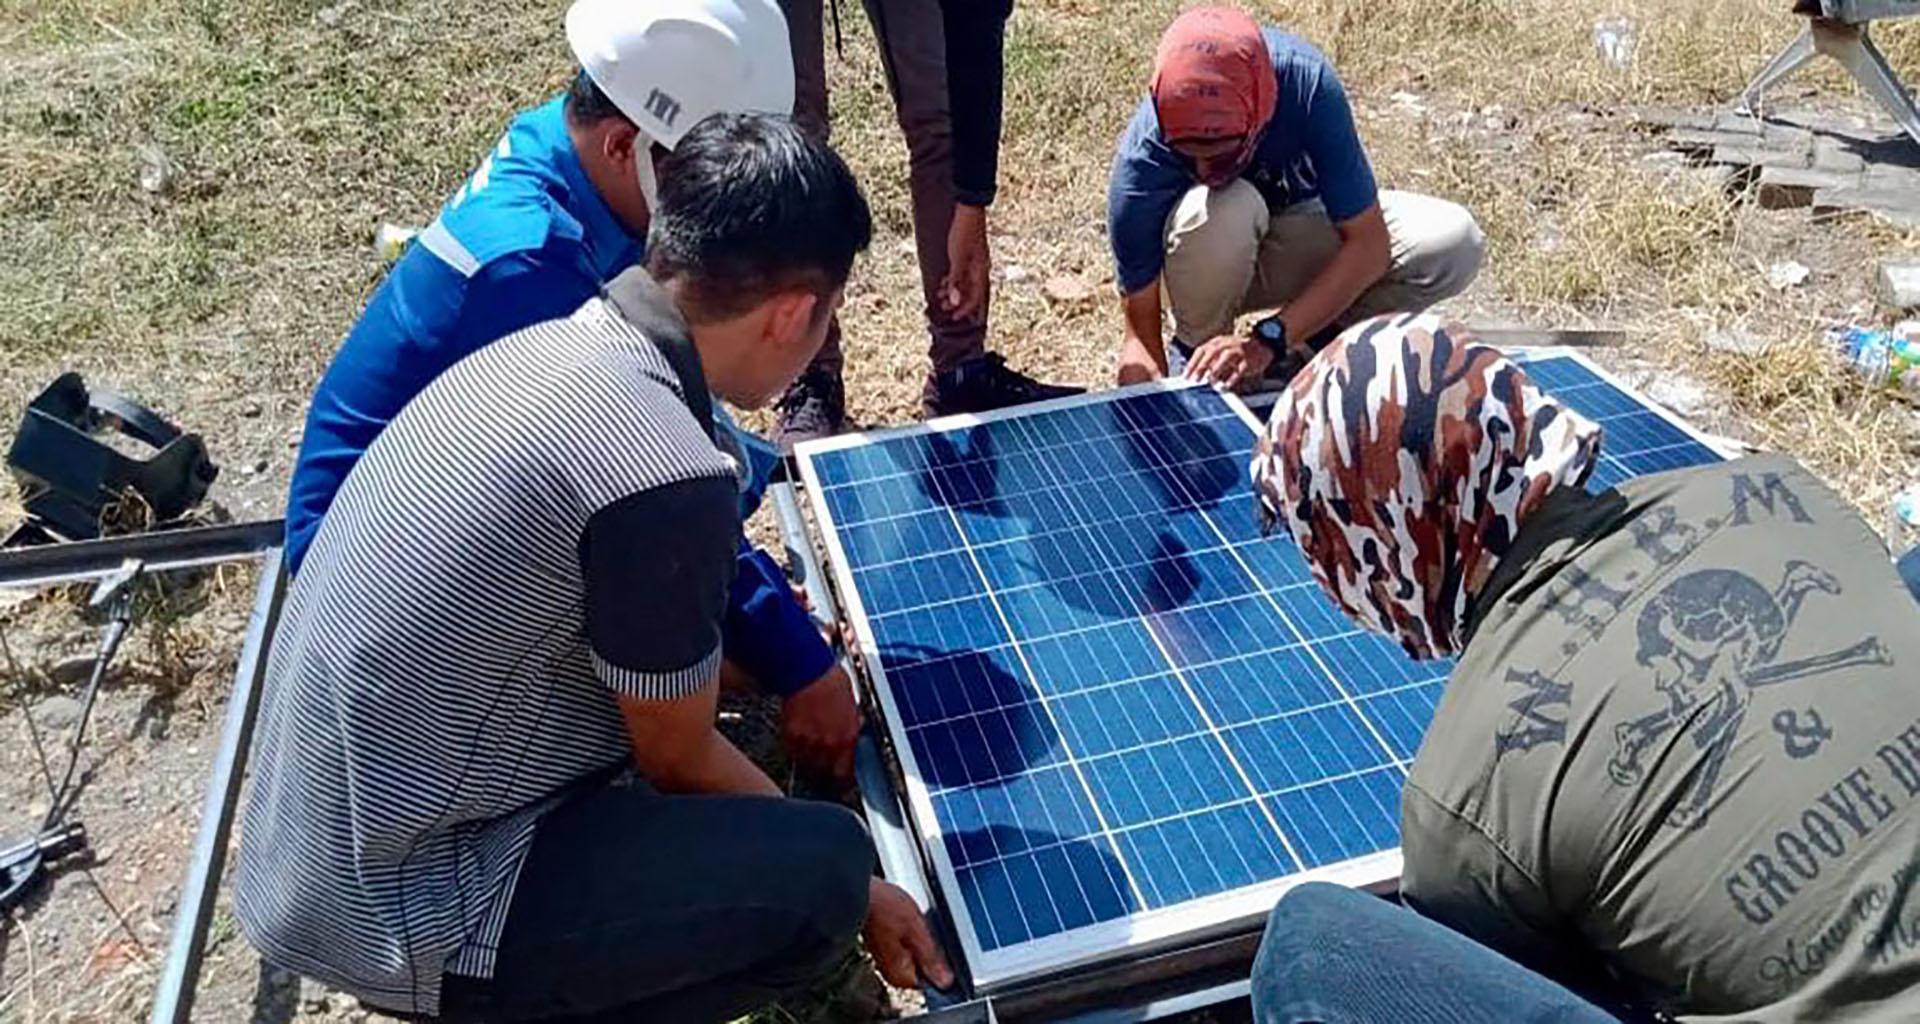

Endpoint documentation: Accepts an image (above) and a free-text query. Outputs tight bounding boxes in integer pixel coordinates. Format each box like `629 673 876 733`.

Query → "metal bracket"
4 373 218 542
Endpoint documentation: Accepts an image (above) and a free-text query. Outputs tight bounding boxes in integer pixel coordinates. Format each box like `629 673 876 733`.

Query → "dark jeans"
782 0 986 375
432 778 873 1023
1252 884 1620 1024
1899 546 1920 603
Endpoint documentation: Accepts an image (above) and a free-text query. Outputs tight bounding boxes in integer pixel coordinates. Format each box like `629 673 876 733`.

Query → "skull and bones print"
1609 561 1895 830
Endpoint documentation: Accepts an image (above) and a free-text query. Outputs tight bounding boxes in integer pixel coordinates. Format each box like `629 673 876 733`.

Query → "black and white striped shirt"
235 271 740 1015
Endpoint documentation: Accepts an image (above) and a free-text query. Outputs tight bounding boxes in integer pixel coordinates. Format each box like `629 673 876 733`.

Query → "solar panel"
795 351 1730 991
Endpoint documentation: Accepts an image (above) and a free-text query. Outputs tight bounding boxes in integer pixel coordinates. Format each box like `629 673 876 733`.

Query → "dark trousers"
432 779 873 1023
1252 884 1622 1024
781 0 986 375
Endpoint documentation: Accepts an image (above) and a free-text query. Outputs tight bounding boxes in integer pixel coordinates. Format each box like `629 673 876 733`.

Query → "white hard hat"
566 0 795 152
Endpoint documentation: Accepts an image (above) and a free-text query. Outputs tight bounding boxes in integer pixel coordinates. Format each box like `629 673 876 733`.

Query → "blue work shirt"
1106 29 1379 295
285 95 828 696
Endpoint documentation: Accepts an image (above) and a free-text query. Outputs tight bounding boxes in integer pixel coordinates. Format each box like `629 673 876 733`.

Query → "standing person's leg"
865 0 1081 416
860 0 978 375
1252 883 1618 1024
435 777 873 1023
774 0 849 449
1160 179 1272 369
780 0 844 378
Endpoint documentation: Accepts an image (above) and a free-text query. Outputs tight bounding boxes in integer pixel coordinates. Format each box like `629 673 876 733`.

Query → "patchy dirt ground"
3 0 1918 1022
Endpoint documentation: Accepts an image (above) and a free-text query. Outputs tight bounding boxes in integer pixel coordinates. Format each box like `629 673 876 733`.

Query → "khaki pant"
1161 180 1486 347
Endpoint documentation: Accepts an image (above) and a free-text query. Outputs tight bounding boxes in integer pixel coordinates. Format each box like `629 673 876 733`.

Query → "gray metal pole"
0 519 283 590
150 549 286 1024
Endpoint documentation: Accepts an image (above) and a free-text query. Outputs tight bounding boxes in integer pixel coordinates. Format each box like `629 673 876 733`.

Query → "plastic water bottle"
1832 323 1920 395
373 223 419 264
1896 485 1920 603
1592 17 1637 70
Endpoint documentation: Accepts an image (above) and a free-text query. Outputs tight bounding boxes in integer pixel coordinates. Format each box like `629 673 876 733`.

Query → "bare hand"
940 203 990 323
1117 335 1163 386
864 879 954 990
780 664 860 781
1184 334 1275 390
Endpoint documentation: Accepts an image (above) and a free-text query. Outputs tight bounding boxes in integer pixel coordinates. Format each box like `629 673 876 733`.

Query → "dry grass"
2 0 1919 1019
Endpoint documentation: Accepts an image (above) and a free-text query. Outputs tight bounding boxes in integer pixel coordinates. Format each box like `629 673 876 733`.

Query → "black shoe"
923 353 1084 417
774 365 846 452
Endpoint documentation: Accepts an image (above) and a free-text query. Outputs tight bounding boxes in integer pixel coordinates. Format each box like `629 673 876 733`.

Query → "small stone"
1706 328 1771 357
35 693 86 729
1767 260 1811 290
894 239 915 257
245 458 270 475
1002 264 1032 284
136 143 179 196
1879 258 1920 310
47 654 96 687
1041 275 1096 307
315 0 355 26
240 399 263 418
1645 376 1710 417
1389 91 1427 115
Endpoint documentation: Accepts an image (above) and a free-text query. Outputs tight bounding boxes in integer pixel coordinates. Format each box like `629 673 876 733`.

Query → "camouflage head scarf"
1250 314 1603 660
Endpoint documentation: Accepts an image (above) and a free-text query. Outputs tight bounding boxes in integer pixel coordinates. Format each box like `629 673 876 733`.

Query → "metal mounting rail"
149 549 286 1024
0 519 284 590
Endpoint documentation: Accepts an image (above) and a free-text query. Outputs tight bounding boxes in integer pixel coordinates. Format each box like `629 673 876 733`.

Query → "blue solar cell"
1357 680 1449 762
805 359 1726 972
1266 767 1403 867
1509 352 1604 391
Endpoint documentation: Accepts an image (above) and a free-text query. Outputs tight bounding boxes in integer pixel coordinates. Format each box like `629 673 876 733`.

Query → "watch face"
1256 319 1284 342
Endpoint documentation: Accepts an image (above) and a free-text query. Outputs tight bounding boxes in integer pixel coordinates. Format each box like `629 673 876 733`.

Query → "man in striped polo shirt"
235 114 949 1021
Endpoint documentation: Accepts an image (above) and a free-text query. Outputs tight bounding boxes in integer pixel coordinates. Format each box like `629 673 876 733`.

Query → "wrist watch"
1251 314 1288 358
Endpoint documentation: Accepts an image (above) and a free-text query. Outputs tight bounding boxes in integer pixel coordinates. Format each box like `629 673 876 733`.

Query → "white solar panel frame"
793 351 1740 993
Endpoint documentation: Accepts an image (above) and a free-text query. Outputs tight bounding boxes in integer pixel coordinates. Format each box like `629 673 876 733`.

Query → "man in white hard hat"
285 0 868 781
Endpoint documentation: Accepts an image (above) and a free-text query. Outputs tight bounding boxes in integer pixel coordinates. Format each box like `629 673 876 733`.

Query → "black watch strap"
1252 315 1288 357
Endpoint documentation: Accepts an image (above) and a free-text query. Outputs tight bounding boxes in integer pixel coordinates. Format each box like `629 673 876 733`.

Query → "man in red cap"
1106 7 1485 389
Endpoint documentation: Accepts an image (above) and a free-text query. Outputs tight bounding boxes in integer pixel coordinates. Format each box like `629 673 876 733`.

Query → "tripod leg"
1830 27 1920 148
1740 27 1818 116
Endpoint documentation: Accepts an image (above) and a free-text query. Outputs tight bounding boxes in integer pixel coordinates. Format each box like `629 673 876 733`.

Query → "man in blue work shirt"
1107 7 1485 390
285 0 864 777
